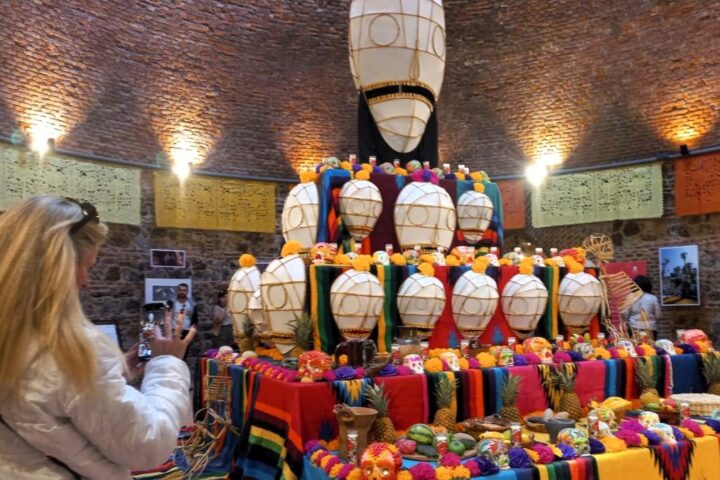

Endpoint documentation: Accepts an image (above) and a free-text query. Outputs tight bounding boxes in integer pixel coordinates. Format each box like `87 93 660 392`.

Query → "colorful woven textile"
302 437 719 480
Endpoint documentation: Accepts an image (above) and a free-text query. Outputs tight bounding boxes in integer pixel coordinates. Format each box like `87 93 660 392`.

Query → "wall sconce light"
679 144 690 156
26 122 57 157
170 142 198 181
525 162 548 187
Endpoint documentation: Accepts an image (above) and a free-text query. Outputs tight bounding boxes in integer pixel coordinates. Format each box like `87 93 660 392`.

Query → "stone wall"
1 0 719 347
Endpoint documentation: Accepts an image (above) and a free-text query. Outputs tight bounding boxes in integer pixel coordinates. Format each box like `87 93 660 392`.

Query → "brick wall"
1 0 719 346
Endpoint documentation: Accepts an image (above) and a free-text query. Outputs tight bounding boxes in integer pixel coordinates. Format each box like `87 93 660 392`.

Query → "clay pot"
335 406 378 461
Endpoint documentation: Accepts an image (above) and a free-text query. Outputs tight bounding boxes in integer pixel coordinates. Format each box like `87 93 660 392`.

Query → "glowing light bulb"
28 121 56 156
525 162 548 187
172 161 192 181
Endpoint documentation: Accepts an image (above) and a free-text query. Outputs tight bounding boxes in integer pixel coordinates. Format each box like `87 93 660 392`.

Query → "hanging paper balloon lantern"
330 269 385 340
456 188 494 244
452 269 499 339
339 179 383 241
394 182 456 252
228 263 260 336
397 272 446 339
348 0 446 153
247 288 267 334
260 254 306 355
558 272 603 334
501 272 548 338
281 181 319 250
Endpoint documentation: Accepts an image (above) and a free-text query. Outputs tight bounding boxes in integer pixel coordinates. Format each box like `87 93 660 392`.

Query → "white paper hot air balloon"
558 272 602 334
330 269 384 340
394 182 456 252
349 0 446 153
397 272 446 338
457 189 494 244
281 181 319 250
247 288 267 334
260 254 306 355
452 270 499 339
501 272 548 338
228 264 260 335
339 179 383 241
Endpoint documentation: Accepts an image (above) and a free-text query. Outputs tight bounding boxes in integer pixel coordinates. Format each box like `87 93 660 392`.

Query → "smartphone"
139 302 167 360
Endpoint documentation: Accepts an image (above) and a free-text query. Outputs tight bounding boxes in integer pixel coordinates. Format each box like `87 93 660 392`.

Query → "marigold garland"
418 262 435 277
424 357 444 373
355 170 371 181
239 253 256 268
281 240 303 257
476 352 497 368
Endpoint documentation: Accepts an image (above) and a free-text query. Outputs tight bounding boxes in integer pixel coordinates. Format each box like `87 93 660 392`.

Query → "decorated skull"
361 442 402 480
648 423 677 445
638 411 660 429
440 351 460 371
597 421 612 439
476 438 509 469
490 346 514 367
685 329 713 353
297 351 332 382
574 342 595 360
373 251 390 265
321 156 340 170
556 428 589 456
615 339 638 358
654 339 676 355
402 354 425 374
522 337 553 364
432 251 446 266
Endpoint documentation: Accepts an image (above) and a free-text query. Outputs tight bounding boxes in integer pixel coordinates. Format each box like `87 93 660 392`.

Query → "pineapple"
498 375 522 422
636 358 660 406
547 368 583 421
703 353 720 396
239 314 255 352
366 384 397 443
433 374 456 432
289 313 314 355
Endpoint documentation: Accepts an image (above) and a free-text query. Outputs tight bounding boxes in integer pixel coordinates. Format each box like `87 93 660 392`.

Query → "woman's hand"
123 342 146 385
152 309 197 359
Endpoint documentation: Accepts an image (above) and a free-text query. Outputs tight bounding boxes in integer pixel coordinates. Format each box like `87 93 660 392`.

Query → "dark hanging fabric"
357 93 439 167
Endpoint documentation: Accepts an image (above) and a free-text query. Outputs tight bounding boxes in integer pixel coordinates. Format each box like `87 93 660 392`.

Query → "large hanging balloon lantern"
456 183 494 244
330 262 385 340
260 254 307 355
394 182 456 253
247 288 267 333
558 257 603 334
501 259 548 338
228 255 261 338
281 180 319 250
349 0 446 153
397 263 446 339
452 258 498 339
339 179 383 241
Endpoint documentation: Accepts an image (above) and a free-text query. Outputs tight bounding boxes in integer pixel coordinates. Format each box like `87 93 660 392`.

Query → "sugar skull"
361 442 402 480
490 346 514 367
638 411 660 429
298 351 332 382
556 428 589 456
432 251 446 266
654 339 676 355
648 423 677 445
522 337 553 364
403 353 425 374
402 249 420 265
476 438 509 469
373 251 390 265
322 156 340 170
685 329 713 353
574 342 595 360
597 421 612 438
440 351 460 371
615 339 637 358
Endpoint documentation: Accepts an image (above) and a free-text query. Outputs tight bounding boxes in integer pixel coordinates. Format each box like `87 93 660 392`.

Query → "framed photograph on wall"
659 245 700 306
150 249 187 268
95 322 122 348
144 278 192 304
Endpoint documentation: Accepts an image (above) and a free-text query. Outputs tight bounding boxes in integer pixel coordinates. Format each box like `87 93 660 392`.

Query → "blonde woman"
0 196 197 479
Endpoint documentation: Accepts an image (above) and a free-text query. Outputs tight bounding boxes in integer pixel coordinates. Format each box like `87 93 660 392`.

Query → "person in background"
0 195 197 479
172 283 199 339
623 275 662 340
211 290 234 349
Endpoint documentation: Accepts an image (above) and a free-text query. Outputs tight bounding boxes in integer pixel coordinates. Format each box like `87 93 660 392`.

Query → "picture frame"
659 245 700 306
95 322 122 348
150 249 187 268
144 278 192 304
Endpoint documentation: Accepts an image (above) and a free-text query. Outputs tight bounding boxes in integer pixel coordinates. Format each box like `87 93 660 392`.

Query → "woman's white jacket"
0 326 192 479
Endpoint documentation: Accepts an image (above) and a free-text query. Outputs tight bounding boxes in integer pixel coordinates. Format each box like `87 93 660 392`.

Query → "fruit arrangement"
400 424 476 459
545 368 583 421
